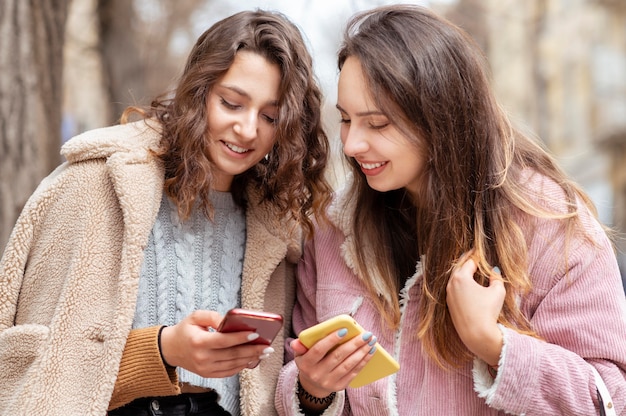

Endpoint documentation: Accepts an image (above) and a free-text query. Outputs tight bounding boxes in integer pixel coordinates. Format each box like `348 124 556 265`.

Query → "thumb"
488 266 506 292
188 310 224 329
489 266 503 282
291 338 309 356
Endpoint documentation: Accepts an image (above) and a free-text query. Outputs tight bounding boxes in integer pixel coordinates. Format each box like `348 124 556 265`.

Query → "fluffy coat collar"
0 120 299 415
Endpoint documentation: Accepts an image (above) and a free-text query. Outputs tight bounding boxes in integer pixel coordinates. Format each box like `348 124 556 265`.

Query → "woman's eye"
262 114 278 124
339 118 351 124
369 122 390 130
220 98 240 110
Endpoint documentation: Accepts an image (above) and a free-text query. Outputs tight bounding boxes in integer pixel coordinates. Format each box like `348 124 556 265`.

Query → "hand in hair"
446 251 505 367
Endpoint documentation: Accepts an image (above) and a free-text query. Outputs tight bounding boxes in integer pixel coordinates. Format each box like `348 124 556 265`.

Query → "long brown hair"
337 5 598 366
123 10 331 235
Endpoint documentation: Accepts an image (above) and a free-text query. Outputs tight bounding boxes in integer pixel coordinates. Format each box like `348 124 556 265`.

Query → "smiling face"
206 50 281 191
337 56 426 201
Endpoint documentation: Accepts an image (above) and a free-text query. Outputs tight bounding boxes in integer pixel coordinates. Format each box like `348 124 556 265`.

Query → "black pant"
107 392 231 416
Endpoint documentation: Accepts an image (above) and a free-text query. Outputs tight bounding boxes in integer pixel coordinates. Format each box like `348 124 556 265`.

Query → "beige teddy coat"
0 121 299 415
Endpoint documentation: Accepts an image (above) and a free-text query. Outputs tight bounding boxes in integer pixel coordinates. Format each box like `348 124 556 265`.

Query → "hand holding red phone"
159 309 277 378
217 308 284 368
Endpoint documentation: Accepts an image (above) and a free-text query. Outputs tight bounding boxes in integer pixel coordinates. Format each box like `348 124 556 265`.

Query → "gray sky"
185 1 449 102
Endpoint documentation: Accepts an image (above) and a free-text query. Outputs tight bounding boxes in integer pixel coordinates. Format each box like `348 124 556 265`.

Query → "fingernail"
259 353 270 360
337 328 348 337
361 331 373 341
369 346 377 355
247 333 260 341
368 336 377 346
493 266 501 275
262 347 275 354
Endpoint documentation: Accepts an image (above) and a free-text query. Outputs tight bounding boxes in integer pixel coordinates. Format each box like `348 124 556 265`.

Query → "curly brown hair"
123 10 331 235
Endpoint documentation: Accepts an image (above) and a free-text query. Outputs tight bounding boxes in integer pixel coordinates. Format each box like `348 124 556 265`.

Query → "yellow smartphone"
297 314 400 388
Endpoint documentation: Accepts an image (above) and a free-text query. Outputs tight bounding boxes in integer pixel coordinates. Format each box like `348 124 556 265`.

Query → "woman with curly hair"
0 9 331 416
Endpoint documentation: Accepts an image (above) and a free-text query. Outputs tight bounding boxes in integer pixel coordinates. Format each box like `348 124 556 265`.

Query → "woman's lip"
223 141 252 154
358 160 388 175
358 161 386 170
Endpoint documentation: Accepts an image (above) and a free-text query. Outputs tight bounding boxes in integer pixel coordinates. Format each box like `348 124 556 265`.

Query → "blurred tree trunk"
98 0 143 123
97 0 205 123
0 0 70 250
62 0 111 138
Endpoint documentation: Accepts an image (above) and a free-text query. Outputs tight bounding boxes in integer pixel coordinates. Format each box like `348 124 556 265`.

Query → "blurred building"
454 0 626 280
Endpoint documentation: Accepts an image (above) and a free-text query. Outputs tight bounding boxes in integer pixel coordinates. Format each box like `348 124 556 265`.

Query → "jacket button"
151 399 160 411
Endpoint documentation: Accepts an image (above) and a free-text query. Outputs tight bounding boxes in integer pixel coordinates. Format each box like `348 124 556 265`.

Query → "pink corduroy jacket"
276 172 626 416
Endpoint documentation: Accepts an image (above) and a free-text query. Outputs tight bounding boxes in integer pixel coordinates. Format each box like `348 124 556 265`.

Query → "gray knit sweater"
133 190 246 415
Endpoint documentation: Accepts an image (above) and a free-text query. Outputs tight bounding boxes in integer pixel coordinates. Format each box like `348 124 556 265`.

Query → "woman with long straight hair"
277 5 626 415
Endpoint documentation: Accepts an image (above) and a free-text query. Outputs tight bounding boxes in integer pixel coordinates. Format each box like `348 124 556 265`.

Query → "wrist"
158 325 175 368
474 325 503 367
487 364 498 378
297 378 335 415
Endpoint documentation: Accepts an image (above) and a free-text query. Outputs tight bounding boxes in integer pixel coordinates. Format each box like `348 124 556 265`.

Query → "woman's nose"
233 113 258 140
342 127 368 157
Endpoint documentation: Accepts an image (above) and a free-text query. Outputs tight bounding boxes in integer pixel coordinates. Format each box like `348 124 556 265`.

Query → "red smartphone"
217 308 284 346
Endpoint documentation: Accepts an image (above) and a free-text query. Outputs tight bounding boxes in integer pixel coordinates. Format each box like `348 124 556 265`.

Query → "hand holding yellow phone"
297 314 400 388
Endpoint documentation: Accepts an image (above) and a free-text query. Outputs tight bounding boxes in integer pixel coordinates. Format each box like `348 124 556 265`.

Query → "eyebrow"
335 103 384 117
221 84 279 107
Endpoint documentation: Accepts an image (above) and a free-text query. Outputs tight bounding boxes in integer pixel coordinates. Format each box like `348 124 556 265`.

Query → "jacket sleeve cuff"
473 323 507 405
276 361 345 415
108 326 180 410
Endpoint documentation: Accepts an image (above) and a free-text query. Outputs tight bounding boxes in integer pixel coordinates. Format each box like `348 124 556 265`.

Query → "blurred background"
1 0 626 284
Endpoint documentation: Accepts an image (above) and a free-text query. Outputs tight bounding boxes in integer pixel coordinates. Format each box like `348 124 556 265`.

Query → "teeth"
360 161 385 169
225 142 249 153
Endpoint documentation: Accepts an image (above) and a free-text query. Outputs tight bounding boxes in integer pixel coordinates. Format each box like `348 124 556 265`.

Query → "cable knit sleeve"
108 326 179 410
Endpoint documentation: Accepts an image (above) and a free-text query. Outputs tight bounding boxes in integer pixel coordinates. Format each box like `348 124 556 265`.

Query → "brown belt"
179 382 215 394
